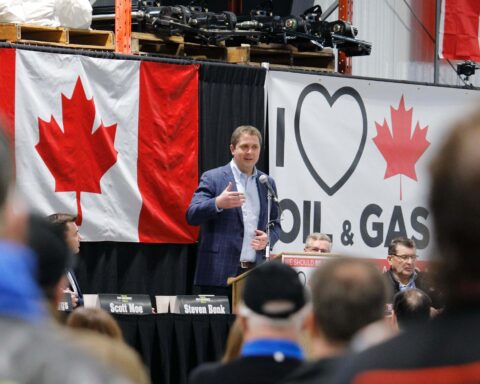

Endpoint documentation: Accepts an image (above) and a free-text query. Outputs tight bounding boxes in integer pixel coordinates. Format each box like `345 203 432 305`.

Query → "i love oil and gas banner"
268 70 480 261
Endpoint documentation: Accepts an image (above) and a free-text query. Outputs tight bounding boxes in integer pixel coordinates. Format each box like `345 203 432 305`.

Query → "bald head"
393 289 431 330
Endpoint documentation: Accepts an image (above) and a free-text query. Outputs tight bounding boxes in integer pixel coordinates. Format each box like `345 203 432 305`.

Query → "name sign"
99 294 152 315
173 295 230 314
58 292 73 312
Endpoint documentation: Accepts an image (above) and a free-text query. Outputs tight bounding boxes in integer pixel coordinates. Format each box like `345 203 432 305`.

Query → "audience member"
282 257 392 384
333 109 480 383
0 126 128 383
384 236 441 308
67 307 123 340
189 262 308 384
27 214 73 317
27 215 150 384
304 233 332 253
392 288 431 330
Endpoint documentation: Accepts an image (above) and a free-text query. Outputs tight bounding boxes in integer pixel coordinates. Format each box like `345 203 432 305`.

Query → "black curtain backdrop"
76 242 198 296
199 62 267 173
77 60 267 299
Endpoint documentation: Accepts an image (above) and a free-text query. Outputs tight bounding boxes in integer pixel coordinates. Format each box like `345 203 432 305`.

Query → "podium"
227 252 341 313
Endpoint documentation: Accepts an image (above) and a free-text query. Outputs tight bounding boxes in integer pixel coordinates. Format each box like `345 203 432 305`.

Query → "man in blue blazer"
47 213 83 307
187 125 281 296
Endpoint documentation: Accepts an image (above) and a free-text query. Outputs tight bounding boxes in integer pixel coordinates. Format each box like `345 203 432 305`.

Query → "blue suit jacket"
186 164 281 287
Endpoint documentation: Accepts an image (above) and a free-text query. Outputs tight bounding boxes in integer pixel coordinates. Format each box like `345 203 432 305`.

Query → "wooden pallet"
132 32 335 70
0 23 114 50
250 44 335 71
131 32 250 64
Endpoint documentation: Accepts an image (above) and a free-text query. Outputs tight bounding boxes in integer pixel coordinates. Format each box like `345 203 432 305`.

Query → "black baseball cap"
242 261 307 319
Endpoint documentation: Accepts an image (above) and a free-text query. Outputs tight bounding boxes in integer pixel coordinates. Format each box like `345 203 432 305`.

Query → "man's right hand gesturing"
216 182 245 209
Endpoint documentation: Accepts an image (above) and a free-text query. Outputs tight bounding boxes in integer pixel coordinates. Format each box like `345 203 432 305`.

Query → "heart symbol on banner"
294 83 367 196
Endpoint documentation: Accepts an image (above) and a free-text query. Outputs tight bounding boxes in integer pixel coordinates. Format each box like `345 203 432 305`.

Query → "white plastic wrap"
56 0 93 29
23 0 58 26
0 0 93 29
0 0 25 23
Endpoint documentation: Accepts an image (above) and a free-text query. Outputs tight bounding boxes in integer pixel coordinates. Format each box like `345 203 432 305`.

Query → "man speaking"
186 125 281 297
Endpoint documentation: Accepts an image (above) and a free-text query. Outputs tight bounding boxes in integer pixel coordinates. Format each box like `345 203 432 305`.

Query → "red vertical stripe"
137 61 199 243
0 48 16 144
441 0 480 61
354 361 480 384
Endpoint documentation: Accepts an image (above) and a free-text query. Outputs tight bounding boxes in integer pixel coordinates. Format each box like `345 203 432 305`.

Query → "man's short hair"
0 126 12 209
311 257 390 343
430 109 480 303
27 214 72 300
47 213 77 233
393 288 431 330
230 125 262 147
305 233 332 246
388 237 416 256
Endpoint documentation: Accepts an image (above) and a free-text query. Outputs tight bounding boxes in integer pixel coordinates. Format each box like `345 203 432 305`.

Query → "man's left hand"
251 229 268 251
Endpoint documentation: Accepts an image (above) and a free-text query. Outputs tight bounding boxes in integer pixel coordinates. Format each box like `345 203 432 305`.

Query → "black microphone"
259 174 279 203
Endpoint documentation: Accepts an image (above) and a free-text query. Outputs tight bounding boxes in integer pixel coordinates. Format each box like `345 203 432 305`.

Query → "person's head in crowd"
222 317 244 363
387 237 418 285
0 126 44 322
0 244 46 323
392 288 431 330
304 233 332 253
27 214 72 309
308 257 390 356
229 125 262 175
47 213 81 254
238 261 308 341
67 307 123 340
429 109 480 307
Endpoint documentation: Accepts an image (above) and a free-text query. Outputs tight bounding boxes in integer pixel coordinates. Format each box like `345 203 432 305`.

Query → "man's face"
387 244 416 281
230 133 260 175
65 221 81 254
304 239 331 253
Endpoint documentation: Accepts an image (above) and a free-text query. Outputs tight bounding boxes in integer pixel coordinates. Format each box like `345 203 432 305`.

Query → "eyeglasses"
392 254 418 261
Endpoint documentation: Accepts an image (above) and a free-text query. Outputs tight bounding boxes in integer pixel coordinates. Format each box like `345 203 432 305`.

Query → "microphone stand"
265 190 272 261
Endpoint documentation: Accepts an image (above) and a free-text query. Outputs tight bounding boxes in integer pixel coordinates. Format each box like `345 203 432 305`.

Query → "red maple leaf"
35 76 118 225
373 95 430 199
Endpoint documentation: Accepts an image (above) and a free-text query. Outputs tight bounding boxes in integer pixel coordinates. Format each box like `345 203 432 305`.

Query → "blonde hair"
67 307 123 340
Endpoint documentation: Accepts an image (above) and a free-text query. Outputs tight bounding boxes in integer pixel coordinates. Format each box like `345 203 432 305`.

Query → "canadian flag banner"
0 48 199 243
439 0 480 61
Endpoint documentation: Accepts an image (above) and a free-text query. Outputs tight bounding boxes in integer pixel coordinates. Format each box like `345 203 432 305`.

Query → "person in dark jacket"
282 257 392 384
189 262 307 384
384 236 442 308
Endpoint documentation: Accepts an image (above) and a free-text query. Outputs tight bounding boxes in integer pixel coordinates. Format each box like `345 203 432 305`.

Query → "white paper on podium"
155 296 177 313
83 294 100 308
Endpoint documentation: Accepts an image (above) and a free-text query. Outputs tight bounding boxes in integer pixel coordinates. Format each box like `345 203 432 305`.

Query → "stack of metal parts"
92 0 372 56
